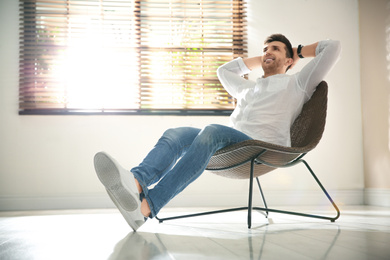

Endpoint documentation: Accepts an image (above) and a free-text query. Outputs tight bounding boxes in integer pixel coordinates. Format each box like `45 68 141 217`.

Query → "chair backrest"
290 81 328 149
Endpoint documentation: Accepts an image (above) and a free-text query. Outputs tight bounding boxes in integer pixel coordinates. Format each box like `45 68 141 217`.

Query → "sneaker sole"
94 152 138 212
107 190 145 231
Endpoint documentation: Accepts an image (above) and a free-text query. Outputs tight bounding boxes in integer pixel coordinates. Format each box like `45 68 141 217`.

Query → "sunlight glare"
65 40 138 110
52 16 139 110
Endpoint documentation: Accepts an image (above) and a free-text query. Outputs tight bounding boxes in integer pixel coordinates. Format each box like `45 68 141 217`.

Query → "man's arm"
290 42 319 69
217 58 256 98
242 56 262 70
294 40 341 97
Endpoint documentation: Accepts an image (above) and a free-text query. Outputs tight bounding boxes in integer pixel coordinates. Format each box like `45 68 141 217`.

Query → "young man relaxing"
94 34 341 231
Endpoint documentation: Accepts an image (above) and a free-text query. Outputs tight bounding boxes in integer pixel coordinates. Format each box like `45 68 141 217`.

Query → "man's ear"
285 57 294 66
285 57 294 72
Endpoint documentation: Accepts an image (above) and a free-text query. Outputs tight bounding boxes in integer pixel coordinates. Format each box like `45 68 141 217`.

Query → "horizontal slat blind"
19 0 247 115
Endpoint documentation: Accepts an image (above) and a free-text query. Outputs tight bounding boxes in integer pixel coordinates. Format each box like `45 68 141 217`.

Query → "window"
19 0 247 115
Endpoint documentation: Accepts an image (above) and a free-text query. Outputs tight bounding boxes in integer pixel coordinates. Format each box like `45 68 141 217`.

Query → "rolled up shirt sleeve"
217 57 256 98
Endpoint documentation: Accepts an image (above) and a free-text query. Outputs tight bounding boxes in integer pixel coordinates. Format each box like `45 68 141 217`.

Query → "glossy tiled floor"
1 206 389 260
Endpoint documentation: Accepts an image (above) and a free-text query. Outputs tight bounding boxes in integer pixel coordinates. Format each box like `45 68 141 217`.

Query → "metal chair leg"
301 159 340 222
155 159 340 225
251 159 340 222
256 177 269 217
247 158 255 229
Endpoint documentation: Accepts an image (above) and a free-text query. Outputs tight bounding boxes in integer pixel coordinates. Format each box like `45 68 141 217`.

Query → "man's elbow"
323 39 342 61
216 65 225 82
329 40 342 56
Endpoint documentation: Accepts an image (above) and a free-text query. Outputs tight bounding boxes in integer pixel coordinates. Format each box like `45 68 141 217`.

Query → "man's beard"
262 58 283 74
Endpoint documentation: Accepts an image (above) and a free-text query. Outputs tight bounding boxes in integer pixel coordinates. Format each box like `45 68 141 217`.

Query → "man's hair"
264 34 293 71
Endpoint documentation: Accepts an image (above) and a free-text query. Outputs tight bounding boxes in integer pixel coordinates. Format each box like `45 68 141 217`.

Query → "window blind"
19 0 247 115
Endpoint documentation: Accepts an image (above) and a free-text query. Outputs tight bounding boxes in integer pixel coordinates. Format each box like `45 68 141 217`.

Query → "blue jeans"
131 124 252 218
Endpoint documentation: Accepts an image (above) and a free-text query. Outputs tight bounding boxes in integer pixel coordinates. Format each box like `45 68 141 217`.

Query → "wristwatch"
297 44 304 59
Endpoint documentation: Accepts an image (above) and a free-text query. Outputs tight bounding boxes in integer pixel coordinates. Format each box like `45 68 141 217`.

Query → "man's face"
261 41 290 73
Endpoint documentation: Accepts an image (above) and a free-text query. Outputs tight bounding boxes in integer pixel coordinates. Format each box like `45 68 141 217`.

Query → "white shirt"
217 40 341 146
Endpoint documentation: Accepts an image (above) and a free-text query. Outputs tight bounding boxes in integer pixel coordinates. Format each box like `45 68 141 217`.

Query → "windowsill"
18 109 233 116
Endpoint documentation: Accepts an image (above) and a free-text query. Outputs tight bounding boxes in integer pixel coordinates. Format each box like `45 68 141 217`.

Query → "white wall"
0 0 363 211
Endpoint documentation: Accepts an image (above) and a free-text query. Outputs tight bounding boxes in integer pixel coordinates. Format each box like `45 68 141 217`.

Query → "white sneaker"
94 152 146 231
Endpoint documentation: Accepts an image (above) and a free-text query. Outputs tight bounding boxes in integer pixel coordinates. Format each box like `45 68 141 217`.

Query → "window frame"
18 0 247 116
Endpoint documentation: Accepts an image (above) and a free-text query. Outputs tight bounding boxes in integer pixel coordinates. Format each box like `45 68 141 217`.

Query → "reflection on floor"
0 206 389 260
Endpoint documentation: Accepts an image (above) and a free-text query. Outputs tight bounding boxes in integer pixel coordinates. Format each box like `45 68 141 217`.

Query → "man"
94 34 341 231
